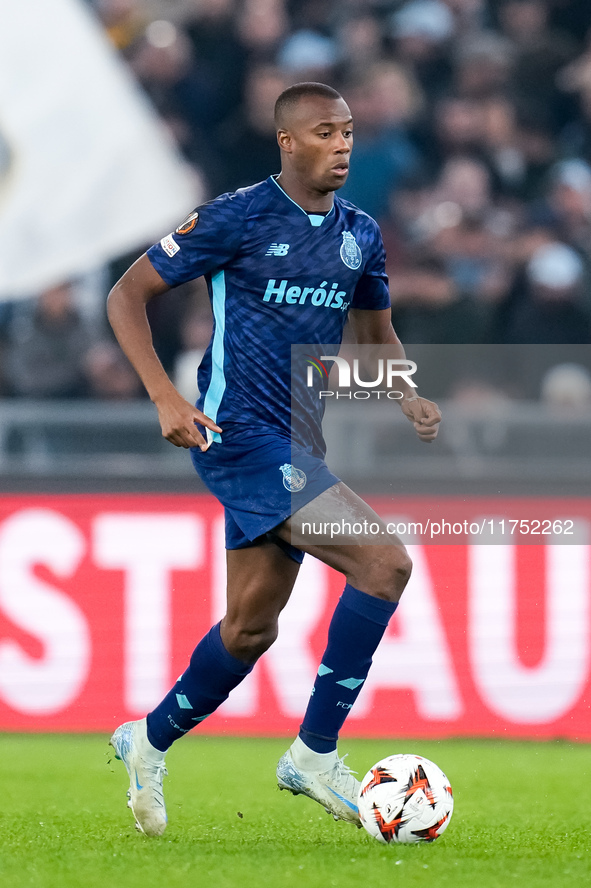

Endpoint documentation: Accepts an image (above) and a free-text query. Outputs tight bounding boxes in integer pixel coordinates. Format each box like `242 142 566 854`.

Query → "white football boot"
277 736 361 825
109 718 168 837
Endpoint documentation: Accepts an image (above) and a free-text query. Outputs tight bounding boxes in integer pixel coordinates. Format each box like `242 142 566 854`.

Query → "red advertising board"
0 495 589 740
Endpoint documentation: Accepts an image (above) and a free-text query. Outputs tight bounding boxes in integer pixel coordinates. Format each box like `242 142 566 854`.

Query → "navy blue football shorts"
191 423 339 564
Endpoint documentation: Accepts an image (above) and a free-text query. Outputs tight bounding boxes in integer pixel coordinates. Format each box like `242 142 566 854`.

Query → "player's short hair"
274 82 343 130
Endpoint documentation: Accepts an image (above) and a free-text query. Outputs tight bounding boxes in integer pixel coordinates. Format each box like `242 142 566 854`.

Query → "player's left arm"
348 307 442 443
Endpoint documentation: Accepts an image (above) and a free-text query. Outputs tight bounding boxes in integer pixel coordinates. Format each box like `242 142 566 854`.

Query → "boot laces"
330 754 359 796
142 757 168 792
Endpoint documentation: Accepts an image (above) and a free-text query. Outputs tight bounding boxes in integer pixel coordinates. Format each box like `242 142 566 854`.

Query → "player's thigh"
224 540 301 632
274 482 411 598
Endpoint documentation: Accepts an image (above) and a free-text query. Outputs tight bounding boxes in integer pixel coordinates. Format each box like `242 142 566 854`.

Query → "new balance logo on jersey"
266 243 290 256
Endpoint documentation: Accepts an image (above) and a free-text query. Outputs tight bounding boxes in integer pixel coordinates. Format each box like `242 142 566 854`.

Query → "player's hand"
400 396 441 443
154 391 222 451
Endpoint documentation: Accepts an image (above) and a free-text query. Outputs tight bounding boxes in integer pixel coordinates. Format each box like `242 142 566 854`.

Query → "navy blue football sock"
146 622 253 751
299 583 398 754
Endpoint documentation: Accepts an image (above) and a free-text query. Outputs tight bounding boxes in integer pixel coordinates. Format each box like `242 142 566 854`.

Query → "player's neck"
275 172 334 213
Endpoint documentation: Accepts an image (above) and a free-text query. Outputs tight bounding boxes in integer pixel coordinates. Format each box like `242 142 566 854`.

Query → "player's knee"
394 548 413 590
222 620 279 663
354 546 412 602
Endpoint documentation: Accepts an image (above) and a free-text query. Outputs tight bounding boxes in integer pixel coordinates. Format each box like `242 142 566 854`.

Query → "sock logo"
175 693 193 710
167 714 190 733
336 677 365 690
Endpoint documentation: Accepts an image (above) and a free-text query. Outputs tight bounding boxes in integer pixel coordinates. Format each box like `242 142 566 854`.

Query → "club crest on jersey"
340 231 362 270
176 211 199 235
279 464 307 492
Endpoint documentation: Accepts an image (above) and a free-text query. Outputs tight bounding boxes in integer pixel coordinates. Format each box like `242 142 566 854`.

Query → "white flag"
0 0 201 298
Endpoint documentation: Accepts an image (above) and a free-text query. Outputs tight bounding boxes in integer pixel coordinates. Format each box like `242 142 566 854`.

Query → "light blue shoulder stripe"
202 270 226 443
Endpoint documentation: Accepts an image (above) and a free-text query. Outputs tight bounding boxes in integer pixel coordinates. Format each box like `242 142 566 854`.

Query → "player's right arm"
107 254 221 450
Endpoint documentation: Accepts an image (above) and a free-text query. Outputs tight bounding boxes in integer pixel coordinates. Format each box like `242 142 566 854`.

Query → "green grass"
0 735 589 888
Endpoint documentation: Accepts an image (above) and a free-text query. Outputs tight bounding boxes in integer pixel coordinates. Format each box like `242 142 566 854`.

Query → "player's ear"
277 129 293 152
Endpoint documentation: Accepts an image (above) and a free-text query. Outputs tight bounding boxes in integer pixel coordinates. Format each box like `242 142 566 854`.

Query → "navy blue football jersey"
147 176 390 452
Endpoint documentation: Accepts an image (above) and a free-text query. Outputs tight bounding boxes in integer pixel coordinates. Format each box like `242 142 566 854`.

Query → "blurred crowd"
3 0 591 405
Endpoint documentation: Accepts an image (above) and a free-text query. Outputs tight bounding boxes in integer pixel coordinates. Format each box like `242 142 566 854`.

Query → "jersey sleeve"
350 223 391 310
146 190 249 286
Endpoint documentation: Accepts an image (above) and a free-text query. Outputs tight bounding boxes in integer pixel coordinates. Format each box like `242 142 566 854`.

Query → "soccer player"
107 82 441 837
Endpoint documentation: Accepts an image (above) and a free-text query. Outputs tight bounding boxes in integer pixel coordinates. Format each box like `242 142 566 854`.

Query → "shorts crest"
279 464 307 492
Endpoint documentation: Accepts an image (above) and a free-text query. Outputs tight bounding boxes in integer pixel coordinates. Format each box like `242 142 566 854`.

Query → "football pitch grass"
1 735 589 888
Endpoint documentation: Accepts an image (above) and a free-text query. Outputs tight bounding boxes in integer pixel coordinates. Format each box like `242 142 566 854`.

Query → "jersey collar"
270 175 335 226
